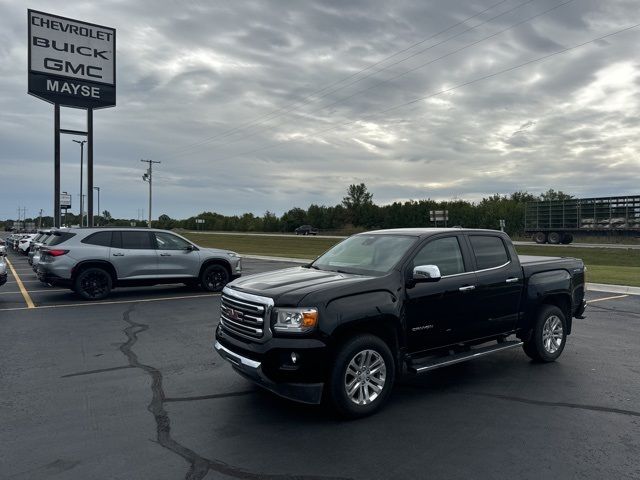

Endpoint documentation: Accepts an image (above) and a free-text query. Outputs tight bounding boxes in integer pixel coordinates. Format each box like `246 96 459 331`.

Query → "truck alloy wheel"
329 334 395 418
75 268 112 301
523 305 567 362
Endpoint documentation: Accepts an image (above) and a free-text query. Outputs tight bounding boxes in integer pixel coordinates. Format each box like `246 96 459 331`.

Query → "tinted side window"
155 232 191 250
413 237 465 276
121 231 153 250
46 232 76 246
81 231 112 247
469 236 509 270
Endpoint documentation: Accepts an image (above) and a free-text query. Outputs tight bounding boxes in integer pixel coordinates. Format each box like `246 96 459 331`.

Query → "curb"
242 255 639 296
586 283 640 296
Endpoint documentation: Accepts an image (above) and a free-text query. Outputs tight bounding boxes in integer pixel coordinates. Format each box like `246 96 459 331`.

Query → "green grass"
184 233 640 286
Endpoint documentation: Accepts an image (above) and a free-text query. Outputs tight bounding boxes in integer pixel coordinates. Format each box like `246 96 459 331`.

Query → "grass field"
184 233 640 286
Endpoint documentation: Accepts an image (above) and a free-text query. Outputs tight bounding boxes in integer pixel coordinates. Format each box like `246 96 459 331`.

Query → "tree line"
3 185 572 236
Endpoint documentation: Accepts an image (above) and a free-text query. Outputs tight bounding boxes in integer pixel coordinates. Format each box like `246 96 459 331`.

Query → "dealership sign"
28 10 116 108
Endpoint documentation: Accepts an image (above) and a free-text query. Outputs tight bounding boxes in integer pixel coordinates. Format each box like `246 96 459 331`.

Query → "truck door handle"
506 277 520 283
112 253 124 256
459 285 476 292
160 253 171 256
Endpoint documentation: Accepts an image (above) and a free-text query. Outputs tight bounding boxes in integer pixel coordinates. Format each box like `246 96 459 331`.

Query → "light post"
73 139 87 226
93 186 100 226
141 159 160 228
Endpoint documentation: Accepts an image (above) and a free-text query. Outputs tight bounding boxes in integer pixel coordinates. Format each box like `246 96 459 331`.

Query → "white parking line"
587 295 629 303
0 292 221 312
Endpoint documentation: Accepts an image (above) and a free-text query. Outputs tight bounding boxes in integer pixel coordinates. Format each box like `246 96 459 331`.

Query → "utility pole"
93 186 100 226
73 139 87 227
38 209 43 229
141 159 160 228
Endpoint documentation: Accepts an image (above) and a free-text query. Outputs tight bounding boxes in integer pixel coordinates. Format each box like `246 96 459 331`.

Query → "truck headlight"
273 307 318 334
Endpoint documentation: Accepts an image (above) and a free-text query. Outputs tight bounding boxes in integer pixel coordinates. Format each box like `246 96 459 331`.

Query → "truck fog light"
291 352 299 364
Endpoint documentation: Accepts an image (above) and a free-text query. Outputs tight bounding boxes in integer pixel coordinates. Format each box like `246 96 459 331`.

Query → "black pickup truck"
215 228 586 417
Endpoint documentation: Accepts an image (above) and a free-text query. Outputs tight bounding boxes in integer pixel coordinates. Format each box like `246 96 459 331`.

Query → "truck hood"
227 266 374 304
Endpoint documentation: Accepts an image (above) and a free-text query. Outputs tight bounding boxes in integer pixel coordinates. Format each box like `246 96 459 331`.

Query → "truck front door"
404 235 477 352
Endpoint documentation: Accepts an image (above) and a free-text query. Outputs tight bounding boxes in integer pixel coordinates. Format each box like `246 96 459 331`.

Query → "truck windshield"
311 234 417 276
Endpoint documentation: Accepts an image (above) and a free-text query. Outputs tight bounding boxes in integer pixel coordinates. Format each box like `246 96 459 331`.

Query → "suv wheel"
328 334 395 418
74 267 112 301
200 264 229 292
523 305 567 362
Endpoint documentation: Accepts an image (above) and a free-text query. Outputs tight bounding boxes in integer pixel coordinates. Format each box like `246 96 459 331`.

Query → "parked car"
36 228 242 300
0 255 7 287
0 238 6 256
28 231 52 265
215 228 586 417
18 233 38 254
294 225 319 235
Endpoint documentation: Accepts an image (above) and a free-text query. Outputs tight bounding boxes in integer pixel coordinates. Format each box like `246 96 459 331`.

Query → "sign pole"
87 108 94 227
54 103 61 228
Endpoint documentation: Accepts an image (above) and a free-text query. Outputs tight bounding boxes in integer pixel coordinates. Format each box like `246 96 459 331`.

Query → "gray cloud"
1 0 639 221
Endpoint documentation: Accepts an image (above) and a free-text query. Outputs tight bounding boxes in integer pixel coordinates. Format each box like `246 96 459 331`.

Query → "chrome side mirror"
413 265 441 282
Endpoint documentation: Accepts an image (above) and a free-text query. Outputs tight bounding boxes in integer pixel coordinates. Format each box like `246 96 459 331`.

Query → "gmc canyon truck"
215 228 586 417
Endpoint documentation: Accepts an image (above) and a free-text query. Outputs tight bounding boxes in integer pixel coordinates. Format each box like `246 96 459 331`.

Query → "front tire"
74 267 112 301
523 305 567 362
200 264 229 292
328 334 395 418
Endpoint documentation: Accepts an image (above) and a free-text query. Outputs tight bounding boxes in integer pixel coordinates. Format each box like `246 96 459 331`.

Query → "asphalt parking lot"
1 248 639 479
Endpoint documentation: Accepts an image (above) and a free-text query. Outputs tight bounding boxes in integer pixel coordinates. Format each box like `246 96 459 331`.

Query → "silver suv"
36 228 242 300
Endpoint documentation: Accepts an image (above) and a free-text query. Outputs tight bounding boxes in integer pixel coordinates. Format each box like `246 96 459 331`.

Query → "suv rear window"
82 231 112 247
469 235 509 270
120 231 153 249
45 232 76 246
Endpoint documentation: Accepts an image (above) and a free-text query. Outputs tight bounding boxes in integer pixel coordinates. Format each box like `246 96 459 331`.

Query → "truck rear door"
465 234 522 337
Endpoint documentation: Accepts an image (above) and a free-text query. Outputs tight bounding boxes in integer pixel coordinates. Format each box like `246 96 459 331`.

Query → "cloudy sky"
1 0 639 220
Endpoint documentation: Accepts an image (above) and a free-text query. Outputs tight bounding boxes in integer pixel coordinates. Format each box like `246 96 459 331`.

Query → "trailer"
524 195 640 244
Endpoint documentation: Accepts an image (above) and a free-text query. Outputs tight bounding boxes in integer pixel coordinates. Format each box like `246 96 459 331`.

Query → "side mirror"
413 265 441 283
184 244 196 251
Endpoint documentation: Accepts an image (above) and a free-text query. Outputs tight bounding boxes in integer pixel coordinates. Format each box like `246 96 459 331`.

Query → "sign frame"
27 9 116 110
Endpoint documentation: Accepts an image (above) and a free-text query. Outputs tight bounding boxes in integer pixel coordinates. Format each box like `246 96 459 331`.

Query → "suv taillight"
46 249 69 257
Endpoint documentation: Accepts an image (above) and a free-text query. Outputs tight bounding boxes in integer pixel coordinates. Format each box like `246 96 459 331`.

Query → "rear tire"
74 267 112 301
548 232 562 244
523 305 567 362
328 334 395 418
533 232 547 244
200 264 229 292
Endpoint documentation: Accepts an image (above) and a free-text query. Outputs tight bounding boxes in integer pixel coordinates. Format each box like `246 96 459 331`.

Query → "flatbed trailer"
524 195 640 244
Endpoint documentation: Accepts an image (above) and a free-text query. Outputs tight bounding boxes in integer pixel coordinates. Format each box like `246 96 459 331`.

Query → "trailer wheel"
548 232 562 244
533 232 547 244
561 233 573 244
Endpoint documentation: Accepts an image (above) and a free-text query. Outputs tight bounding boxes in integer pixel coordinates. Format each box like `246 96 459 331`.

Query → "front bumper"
214 340 324 404
575 299 587 319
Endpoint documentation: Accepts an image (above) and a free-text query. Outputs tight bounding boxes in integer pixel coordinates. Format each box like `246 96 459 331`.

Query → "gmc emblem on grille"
227 307 243 321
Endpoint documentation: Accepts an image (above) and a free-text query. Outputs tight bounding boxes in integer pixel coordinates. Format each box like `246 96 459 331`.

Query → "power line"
207 23 640 165
156 0 519 160
185 0 572 156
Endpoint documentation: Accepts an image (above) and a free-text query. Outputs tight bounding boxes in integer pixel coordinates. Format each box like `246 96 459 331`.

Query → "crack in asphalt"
468 392 640 418
119 304 351 480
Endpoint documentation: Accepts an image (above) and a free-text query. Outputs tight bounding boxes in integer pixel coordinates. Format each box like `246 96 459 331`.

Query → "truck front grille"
220 290 269 340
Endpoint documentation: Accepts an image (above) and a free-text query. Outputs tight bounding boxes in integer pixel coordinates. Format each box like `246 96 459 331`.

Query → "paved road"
1 251 639 479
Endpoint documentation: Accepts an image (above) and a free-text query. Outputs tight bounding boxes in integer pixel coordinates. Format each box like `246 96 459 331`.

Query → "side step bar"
408 340 523 374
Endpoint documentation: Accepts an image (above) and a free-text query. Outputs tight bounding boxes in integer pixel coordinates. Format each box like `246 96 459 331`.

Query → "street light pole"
141 159 160 228
93 186 100 226
73 139 87 226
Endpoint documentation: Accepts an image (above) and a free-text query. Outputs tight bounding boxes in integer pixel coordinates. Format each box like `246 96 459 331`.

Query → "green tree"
540 189 574 201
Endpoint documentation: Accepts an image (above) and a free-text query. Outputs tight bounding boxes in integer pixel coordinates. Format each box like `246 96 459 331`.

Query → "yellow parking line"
587 294 629 303
4 257 35 308
0 292 220 312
